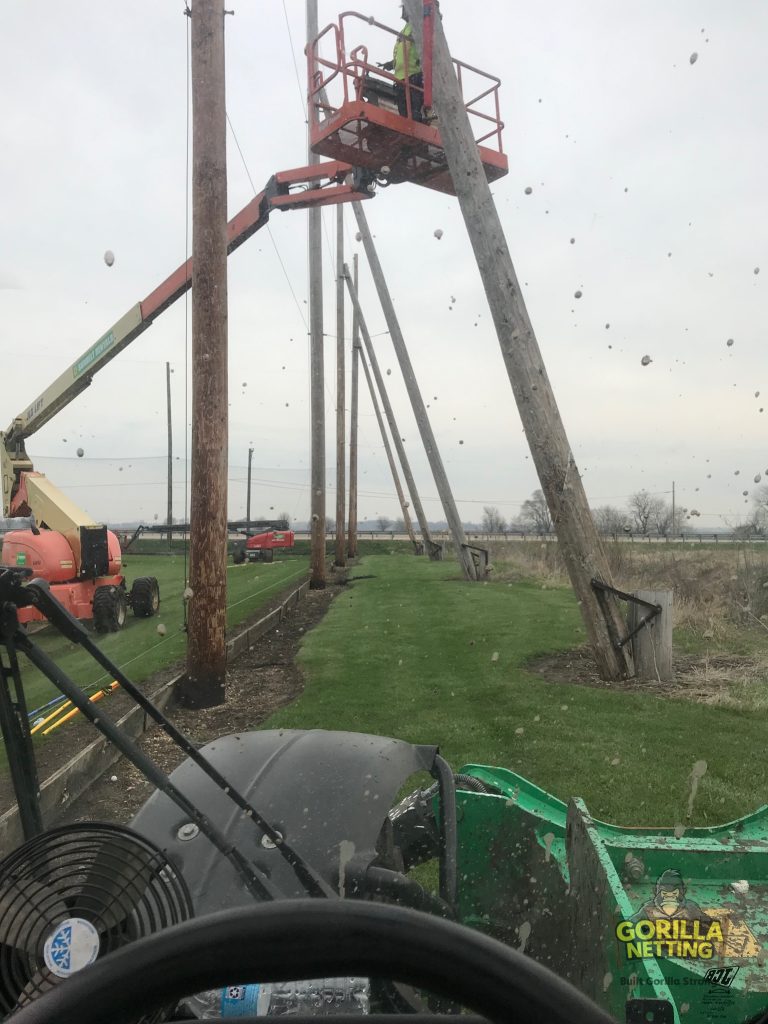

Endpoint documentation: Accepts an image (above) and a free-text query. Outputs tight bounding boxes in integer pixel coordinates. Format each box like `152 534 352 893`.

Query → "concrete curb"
0 576 310 855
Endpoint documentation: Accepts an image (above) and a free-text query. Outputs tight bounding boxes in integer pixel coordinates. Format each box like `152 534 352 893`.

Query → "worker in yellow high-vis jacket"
379 5 424 121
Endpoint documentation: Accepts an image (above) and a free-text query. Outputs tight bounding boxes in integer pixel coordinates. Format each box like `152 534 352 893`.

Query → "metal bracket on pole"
427 539 443 560
591 580 662 650
462 543 489 577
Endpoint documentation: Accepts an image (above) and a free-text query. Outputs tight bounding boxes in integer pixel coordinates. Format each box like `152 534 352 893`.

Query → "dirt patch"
1 573 343 825
527 646 767 704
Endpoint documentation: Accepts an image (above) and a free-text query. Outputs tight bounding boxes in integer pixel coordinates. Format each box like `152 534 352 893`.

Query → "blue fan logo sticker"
50 925 72 972
44 918 100 979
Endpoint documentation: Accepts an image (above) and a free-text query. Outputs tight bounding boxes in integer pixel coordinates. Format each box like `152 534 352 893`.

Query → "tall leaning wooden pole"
166 361 173 550
347 254 360 559
307 0 326 589
352 202 477 581
334 205 346 566
181 0 229 707
404 0 632 680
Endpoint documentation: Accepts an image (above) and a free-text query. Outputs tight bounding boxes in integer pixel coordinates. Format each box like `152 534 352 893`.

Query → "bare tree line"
477 486 768 539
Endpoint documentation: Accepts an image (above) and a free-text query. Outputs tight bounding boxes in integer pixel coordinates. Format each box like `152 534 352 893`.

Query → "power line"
224 112 309 329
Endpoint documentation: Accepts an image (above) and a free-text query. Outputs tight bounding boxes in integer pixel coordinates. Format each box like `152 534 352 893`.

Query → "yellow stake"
41 682 119 736
30 699 73 736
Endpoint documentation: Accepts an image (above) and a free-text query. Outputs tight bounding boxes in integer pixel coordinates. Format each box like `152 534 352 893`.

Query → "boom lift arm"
0 161 374 519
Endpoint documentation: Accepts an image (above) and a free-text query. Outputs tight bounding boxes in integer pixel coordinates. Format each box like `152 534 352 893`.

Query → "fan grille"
0 822 192 1022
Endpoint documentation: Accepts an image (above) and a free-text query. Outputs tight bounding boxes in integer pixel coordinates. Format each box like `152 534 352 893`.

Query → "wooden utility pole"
347 255 360 559
672 481 676 539
180 0 229 707
246 446 254 528
352 202 477 581
404 0 632 679
307 0 326 589
343 264 435 559
166 361 173 550
359 346 418 551
334 205 346 566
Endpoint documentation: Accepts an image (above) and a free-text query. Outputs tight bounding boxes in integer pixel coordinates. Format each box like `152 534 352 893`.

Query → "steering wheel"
13 900 615 1024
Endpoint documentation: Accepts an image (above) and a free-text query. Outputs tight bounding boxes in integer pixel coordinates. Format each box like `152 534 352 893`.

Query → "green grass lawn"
266 554 768 828
17 553 309 718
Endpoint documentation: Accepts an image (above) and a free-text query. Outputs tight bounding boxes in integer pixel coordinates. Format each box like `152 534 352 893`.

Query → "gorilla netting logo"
617 869 723 959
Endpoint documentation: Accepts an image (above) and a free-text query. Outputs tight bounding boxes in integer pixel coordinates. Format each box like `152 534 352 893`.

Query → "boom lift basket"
308 12 508 196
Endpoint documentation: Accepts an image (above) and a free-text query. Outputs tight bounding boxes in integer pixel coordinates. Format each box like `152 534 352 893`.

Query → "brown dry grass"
486 539 768 709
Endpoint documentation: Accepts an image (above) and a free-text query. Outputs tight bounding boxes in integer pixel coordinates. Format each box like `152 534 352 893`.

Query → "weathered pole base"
427 542 443 561
176 668 226 710
309 579 327 591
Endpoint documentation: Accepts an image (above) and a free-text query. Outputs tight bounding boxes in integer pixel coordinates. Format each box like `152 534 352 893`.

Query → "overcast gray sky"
2 1 766 529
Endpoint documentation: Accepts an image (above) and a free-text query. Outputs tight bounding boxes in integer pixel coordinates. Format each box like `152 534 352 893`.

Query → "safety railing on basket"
307 11 505 153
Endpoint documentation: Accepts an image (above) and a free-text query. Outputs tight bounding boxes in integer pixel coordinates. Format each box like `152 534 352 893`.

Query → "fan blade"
0 877 68 956
15 967 57 1009
70 836 157 933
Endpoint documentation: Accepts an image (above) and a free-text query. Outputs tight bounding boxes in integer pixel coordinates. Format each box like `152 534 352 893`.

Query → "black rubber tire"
233 547 246 564
248 549 274 563
92 585 127 633
130 575 160 617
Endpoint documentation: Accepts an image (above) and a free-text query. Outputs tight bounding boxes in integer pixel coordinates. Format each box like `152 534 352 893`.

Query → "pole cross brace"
591 579 662 650
462 543 489 577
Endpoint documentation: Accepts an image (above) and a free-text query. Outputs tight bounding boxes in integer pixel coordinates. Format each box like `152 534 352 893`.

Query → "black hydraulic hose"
14 631 278 903
454 772 492 793
432 754 458 909
23 578 335 899
363 866 455 919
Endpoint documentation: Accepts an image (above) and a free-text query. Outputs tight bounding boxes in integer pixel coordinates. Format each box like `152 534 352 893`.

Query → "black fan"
0 822 193 1021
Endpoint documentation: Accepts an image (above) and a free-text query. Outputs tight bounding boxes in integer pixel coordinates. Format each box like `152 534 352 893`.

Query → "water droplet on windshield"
524 186 533 195
689 52 699 65
641 355 653 366
574 290 582 299
727 338 734 347
686 760 708 819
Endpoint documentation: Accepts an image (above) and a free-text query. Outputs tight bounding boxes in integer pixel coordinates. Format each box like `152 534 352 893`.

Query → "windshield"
0 2 766 1023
